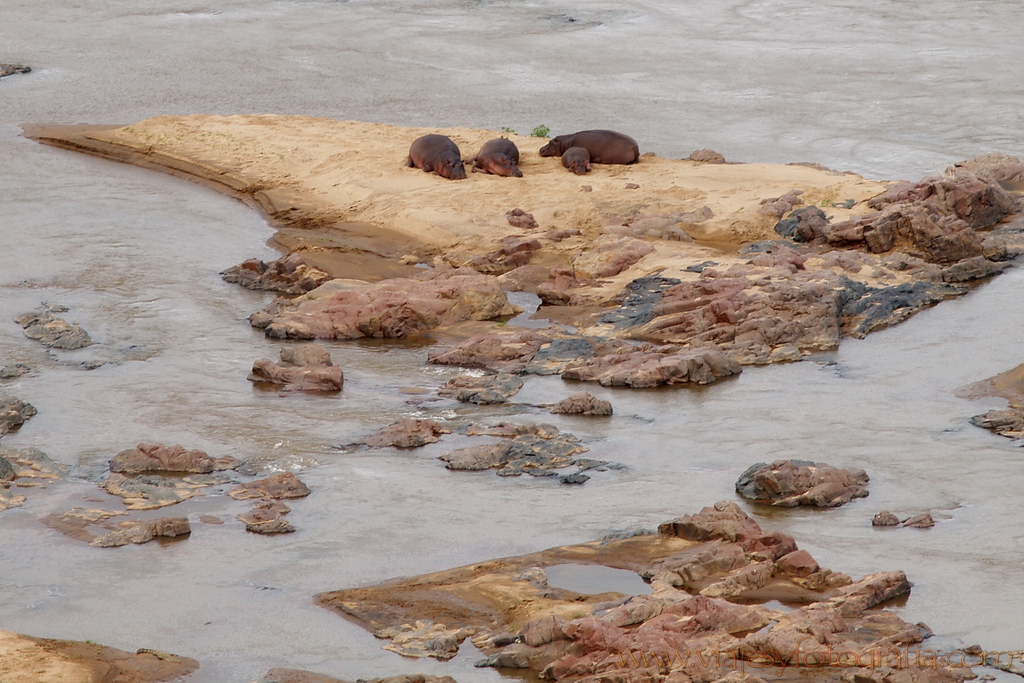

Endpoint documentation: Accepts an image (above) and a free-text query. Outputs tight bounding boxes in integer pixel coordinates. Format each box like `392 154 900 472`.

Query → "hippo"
406 134 467 180
561 146 591 175
539 129 639 165
468 138 522 177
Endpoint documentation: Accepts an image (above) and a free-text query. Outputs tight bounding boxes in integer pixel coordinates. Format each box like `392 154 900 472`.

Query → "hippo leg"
405 157 415 167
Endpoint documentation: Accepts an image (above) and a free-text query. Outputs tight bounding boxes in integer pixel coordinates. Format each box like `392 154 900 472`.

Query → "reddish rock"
248 342 344 391
873 510 901 526
549 392 612 416
688 149 726 164
735 459 869 507
109 443 237 474
253 265 521 340
506 208 539 229
238 500 295 534
758 189 804 217
561 344 741 388
361 419 451 449
776 549 820 578
221 252 331 294
952 153 1024 184
572 238 655 278
228 472 310 500
902 512 935 528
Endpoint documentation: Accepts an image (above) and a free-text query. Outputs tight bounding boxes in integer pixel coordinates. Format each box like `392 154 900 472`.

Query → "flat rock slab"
437 373 523 404
249 342 344 391
14 311 93 349
238 500 295 534
736 459 869 507
228 472 310 500
0 397 37 435
222 252 331 294
100 472 231 510
317 501 960 683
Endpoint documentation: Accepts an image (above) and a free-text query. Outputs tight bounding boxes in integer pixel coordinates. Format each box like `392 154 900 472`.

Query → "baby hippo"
468 138 522 177
561 146 591 175
539 129 639 165
406 134 467 180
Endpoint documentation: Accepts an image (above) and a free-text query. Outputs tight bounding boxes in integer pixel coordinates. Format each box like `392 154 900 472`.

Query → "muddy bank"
0 628 196 683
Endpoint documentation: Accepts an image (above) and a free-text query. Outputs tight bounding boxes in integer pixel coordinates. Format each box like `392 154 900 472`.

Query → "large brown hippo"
561 146 591 175
468 138 522 177
406 134 467 180
539 129 639 165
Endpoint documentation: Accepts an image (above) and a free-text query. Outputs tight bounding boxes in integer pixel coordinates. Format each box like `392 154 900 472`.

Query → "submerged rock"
0 363 30 379
249 342 344 391
13 311 93 349
902 512 936 528
221 252 331 294
0 64 31 78
100 472 230 510
252 265 521 340
0 397 37 435
736 459 870 507
437 373 524 404
90 517 191 547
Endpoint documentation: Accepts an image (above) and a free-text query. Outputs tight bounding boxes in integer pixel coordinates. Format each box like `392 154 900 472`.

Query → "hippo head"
496 155 523 177
568 159 591 175
440 157 467 180
538 139 563 157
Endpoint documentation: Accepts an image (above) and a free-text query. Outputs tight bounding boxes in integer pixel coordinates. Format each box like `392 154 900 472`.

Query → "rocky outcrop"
439 426 591 480
100 471 231 510
437 373 524 404
735 460 869 507
250 265 521 340
238 500 295 534
0 363 30 379
90 517 191 547
13 311 93 349
228 471 310 500
359 419 452 449
428 328 742 388
319 501 964 683
549 392 613 416
248 342 344 391
572 237 655 279
221 253 331 294
0 397 36 435
109 443 240 474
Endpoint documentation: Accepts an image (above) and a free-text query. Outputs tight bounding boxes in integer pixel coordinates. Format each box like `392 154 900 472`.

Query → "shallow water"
2 0 1024 681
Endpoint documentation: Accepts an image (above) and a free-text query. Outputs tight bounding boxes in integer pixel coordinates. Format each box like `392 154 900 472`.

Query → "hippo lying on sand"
406 134 467 180
540 129 639 165
468 138 522 177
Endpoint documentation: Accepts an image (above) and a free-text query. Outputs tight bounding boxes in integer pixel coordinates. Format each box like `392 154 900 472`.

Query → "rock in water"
109 443 239 474
221 253 331 294
437 374 524 404
549 392 612 416
228 472 310 500
359 419 451 449
735 459 869 507
90 517 191 547
0 398 36 435
873 510 901 526
248 342 344 391
13 311 93 349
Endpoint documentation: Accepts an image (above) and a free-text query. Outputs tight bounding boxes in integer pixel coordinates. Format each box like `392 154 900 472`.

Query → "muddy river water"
2 0 1024 681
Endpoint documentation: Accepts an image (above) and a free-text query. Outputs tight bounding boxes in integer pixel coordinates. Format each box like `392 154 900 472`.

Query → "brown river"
1 0 1023 680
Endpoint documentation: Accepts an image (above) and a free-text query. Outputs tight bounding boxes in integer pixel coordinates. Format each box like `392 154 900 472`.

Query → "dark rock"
221 253 331 294
736 459 870 507
360 419 451 448
598 276 682 328
506 208 539 230
228 472 310 500
774 206 828 242
13 311 93 349
688 149 726 164
255 265 521 340
90 517 191 547
0 397 36 435
940 255 1008 283
248 342 344 391
902 513 935 528
549 392 612 416
0 456 14 481
0 64 31 79
437 373 524 404
841 280 967 338
872 511 901 526
0 364 30 379
559 472 590 484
